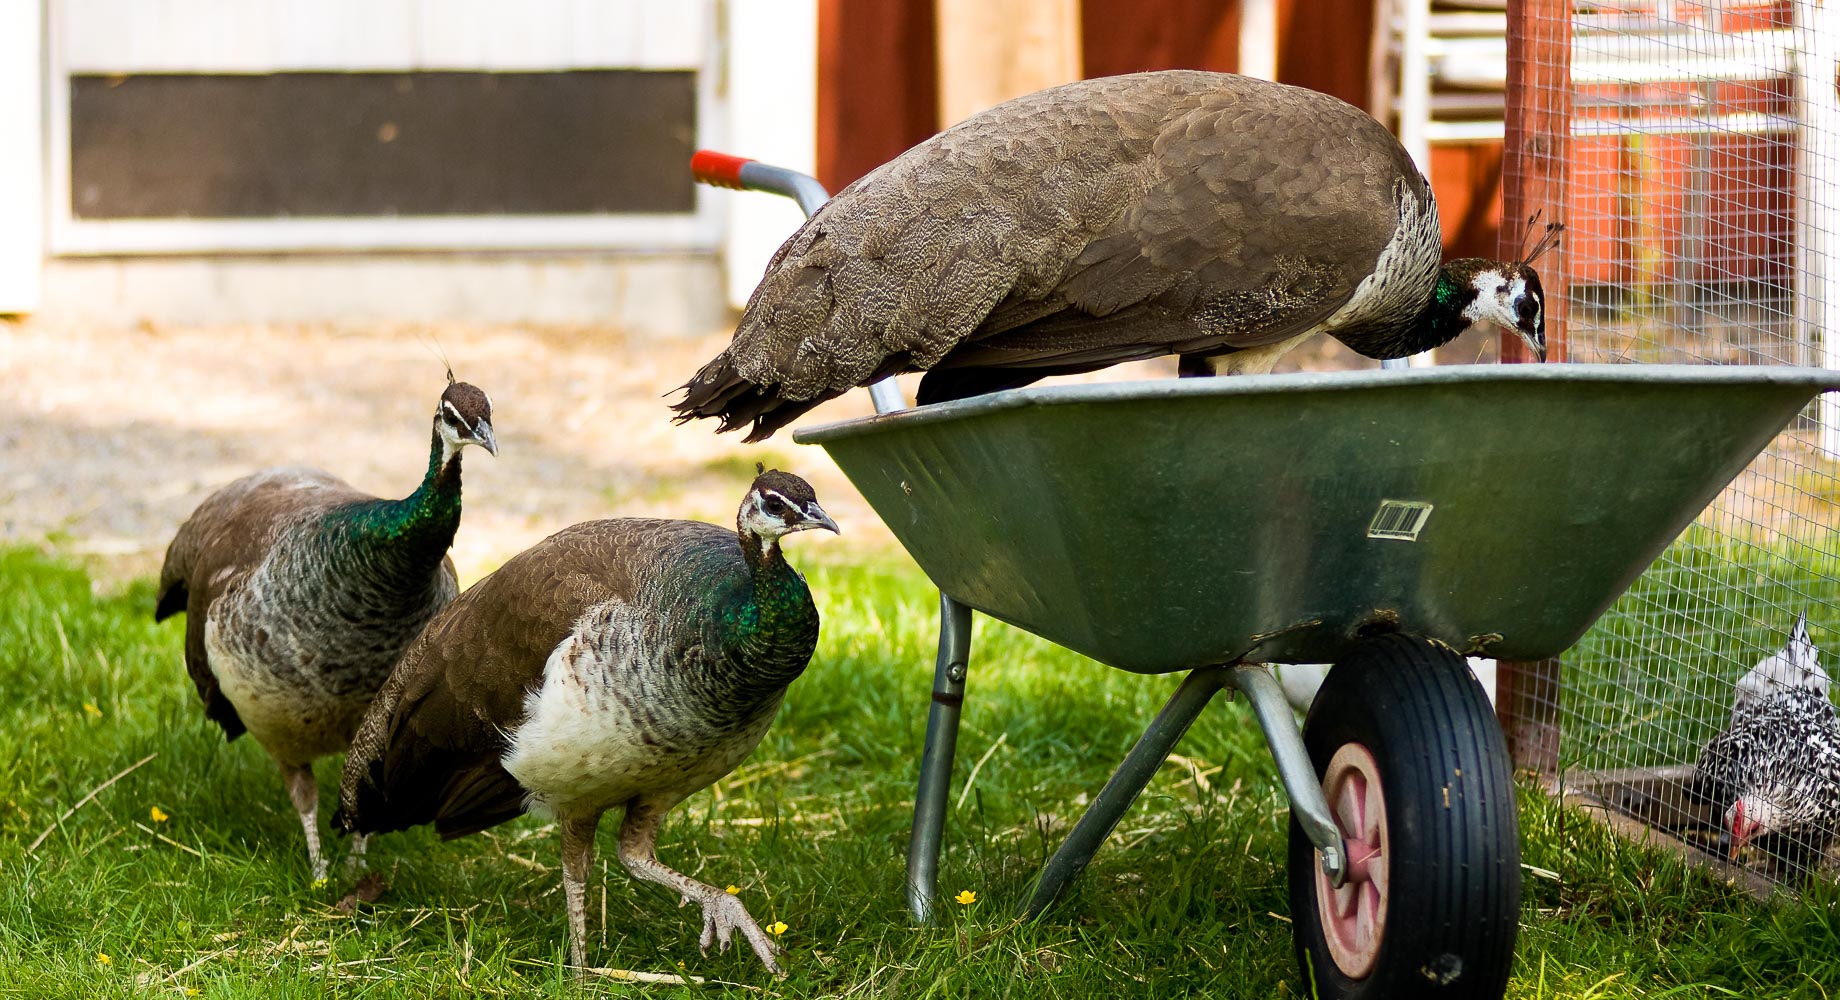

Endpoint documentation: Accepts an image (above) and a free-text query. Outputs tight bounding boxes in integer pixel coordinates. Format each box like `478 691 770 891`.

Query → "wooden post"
1795 0 1840 455
934 0 1081 126
1495 0 1572 774
1079 0 1240 77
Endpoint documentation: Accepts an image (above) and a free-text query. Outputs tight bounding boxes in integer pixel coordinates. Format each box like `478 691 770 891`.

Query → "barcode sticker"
1368 500 1434 541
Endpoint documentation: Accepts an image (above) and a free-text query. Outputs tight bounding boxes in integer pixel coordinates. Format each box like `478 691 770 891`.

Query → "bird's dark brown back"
337 518 736 839
673 70 1429 439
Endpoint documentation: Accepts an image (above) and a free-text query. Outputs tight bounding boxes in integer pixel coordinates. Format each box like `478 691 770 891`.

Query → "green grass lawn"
2 544 1838 998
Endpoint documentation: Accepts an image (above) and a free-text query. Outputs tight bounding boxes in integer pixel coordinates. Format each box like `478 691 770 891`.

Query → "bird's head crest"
1519 212 1565 269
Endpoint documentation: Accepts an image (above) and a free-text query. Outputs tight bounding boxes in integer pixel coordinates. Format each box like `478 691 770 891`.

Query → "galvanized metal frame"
905 593 971 922
1021 664 1346 918
695 154 1840 927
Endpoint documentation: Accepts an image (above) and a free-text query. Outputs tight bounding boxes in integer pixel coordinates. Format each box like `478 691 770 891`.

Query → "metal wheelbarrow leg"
1020 664 1346 918
905 593 972 923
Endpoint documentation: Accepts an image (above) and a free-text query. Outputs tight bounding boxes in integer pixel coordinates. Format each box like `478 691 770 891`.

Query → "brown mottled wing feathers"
936 77 1414 369
676 70 1422 437
155 468 371 740
339 519 730 839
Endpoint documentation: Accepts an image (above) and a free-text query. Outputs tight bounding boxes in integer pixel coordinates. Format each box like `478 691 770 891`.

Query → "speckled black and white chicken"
336 469 837 975
154 377 497 880
1693 612 1840 878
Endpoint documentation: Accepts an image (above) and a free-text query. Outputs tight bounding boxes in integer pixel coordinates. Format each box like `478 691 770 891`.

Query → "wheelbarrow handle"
689 149 908 415
689 149 831 220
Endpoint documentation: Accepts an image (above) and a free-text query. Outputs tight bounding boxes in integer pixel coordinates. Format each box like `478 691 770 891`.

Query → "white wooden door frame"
0 0 43 310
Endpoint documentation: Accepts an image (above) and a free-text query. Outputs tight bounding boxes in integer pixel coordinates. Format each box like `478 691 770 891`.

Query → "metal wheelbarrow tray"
793 363 1840 998
797 364 1838 669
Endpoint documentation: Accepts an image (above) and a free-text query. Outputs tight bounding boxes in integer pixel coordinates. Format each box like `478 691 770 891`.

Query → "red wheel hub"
1314 742 1389 979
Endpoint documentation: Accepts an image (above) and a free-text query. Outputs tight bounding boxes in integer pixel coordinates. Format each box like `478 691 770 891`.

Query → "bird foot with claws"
690 889 782 976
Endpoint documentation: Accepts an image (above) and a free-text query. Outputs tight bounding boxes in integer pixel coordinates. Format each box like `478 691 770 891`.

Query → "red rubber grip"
691 149 753 189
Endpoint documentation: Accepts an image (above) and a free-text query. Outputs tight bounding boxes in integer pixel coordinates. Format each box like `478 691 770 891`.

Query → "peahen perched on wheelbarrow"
673 69 1559 441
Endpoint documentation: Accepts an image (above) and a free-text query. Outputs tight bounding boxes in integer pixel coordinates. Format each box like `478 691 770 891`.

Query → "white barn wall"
718 0 817 310
48 0 722 255
58 0 706 72
0 0 43 313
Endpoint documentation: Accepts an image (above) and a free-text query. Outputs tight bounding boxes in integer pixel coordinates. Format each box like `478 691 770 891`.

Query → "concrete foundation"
35 251 730 336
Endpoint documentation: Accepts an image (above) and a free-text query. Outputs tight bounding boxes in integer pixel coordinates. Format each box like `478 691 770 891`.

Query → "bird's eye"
1517 297 1540 323
761 495 789 517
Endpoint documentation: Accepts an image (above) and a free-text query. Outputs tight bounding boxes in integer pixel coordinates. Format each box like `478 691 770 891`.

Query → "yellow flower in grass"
724 884 741 895
82 703 101 718
310 877 329 890
954 890 977 906
767 921 788 936
95 952 111 966
149 806 169 823
185 989 199 997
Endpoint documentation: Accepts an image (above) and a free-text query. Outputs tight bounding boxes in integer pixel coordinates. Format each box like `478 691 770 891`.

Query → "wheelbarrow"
691 150 1840 998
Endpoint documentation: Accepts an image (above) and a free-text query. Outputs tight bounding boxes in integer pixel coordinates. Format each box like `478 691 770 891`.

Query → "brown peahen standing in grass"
155 377 496 880
337 468 837 975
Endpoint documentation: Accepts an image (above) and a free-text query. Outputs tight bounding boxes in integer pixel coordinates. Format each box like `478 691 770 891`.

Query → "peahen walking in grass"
154 376 497 880
336 468 837 975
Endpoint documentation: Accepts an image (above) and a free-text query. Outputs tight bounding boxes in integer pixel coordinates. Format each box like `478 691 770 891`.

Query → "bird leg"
559 812 600 975
280 762 328 882
616 798 783 976
345 833 369 874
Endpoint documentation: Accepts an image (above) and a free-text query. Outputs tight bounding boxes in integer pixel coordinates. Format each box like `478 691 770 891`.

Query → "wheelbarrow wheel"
1286 633 1520 999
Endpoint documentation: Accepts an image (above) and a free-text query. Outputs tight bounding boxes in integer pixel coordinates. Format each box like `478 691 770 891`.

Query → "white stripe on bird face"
436 402 471 466
1463 270 1532 333
741 490 801 540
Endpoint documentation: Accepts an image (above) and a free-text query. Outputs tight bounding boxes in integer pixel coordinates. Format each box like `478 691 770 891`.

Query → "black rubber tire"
1287 634 1521 999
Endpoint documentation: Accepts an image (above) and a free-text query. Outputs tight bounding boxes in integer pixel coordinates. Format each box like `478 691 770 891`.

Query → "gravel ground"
0 316 909 586
1 314 1404 587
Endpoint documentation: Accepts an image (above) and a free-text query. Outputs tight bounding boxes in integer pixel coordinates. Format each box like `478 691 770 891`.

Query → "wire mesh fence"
1506 0 1840 886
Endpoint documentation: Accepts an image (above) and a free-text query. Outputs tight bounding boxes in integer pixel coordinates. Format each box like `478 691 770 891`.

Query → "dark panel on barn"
817 0 939 193
70 71 696 218
1081 0 1239 77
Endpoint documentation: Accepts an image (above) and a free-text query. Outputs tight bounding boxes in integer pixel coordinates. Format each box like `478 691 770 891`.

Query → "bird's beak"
1520 324 1546 363
472 419 500 457
1727 799 1761 855
803 501 840 535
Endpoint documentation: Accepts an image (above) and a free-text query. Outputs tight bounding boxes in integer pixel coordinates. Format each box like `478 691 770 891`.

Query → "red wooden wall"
815 0 939 196
815 0 1503 256
1079 0 1239 77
